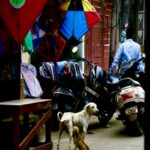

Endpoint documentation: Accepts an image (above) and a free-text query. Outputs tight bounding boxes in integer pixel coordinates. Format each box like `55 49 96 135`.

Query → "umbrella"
0 0 48 45
59 0 101 41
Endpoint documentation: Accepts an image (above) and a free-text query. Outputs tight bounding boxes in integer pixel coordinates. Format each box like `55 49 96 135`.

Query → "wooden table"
0 98 53 150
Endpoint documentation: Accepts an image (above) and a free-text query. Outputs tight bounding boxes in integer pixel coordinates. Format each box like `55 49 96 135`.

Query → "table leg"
12 112 20 150
45 118 51 143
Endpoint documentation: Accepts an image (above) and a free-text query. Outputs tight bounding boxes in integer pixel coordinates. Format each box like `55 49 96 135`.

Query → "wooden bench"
0 98 53 150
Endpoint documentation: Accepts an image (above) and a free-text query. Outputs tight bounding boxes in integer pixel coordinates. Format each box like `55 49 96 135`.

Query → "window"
137 0 145 46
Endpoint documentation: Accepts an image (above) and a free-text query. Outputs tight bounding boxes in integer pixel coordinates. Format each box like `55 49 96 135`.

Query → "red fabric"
0 20 20 55
0 0 48 45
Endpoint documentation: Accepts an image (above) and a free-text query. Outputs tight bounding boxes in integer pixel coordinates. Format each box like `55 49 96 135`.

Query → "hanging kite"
59 0 101 41
0 0 48 45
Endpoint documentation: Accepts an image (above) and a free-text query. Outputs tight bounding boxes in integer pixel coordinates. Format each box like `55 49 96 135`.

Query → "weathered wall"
85 0 113 72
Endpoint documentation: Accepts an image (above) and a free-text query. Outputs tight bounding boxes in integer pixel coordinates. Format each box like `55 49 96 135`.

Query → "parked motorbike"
70 57 119 126
115 77 145 136
38 60 91 128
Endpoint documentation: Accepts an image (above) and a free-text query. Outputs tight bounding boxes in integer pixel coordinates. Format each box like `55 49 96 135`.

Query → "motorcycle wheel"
126 106 144 136
126 119 144 136
98 110 114 126
134 106 144 136
134 119 144 136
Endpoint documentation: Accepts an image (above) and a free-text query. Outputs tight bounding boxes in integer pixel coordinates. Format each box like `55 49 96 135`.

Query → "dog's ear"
73 126 80 136
84 104 90 110
84 103 89 109
72 130 76 137
84 103 97 110
73 129 79 137
87 105 90 110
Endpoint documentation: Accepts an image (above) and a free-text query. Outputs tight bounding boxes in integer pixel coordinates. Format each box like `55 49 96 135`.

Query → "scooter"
115 77 145 136
109 55 145 135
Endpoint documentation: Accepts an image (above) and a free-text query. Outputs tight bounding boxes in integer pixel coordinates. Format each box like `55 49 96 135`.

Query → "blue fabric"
0 40 4 54
109 39 144 73
59 11 88 40
31 16 47 50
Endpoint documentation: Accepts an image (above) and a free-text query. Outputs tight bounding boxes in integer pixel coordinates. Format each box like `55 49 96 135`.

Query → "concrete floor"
51 114 144 150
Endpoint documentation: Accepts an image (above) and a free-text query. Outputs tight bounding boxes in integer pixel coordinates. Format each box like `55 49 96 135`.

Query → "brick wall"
85 0 112 73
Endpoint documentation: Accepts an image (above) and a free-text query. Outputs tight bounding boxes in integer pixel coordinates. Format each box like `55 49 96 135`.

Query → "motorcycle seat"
106 73 120 85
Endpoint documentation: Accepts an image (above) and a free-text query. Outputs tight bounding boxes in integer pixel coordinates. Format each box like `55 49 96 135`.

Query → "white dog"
57 102 99 150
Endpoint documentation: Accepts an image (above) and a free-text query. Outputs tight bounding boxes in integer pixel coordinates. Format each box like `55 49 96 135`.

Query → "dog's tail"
57 111 63 121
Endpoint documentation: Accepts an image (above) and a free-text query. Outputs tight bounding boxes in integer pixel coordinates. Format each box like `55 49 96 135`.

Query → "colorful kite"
59 0 101 40
0 0 48 45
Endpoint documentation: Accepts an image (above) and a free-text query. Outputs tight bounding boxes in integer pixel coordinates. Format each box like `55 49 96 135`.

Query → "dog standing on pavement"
57 102 99 150
72 126 90 150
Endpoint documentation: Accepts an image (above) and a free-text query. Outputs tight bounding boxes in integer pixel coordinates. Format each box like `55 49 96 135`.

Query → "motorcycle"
71 57 119 126
38 60 91 128
115 77 145 136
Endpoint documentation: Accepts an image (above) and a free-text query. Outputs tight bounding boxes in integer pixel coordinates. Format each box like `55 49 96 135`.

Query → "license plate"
125 106 138 115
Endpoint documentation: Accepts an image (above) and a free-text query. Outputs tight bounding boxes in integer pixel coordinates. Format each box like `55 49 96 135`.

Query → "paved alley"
51 114 144 150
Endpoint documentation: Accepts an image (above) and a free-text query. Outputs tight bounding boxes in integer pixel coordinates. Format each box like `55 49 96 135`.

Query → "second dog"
72 126 90 150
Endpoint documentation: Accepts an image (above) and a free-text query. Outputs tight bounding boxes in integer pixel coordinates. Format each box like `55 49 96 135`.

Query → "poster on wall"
138 30 144 45
138 14 144 29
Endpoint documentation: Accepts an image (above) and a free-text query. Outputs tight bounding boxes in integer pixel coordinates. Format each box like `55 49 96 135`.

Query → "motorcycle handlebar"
80 58 95 67
69 57 95 67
